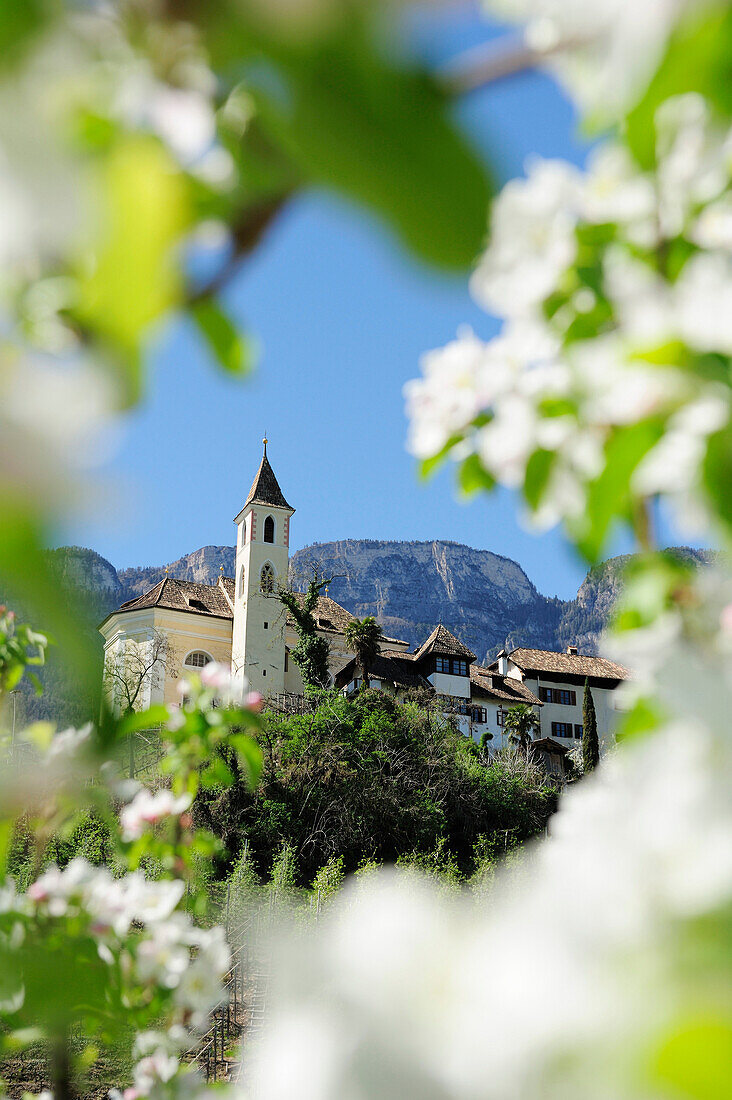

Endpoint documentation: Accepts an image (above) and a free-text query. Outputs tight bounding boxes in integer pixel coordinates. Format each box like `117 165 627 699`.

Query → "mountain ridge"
44 539 715 664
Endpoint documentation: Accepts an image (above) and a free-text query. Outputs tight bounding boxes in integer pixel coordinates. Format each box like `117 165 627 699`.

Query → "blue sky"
60 3 700 600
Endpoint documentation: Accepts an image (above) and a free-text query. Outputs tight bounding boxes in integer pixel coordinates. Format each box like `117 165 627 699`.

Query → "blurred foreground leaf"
77 138 191 404
627 5 732 167
192 299 252 376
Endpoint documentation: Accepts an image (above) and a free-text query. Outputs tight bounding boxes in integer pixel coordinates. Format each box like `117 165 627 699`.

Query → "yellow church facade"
98 442 402 712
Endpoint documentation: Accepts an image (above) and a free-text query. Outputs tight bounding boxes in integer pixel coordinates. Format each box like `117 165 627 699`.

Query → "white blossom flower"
582 144 657 242
675 251 732 356
174 960 226 1024
125 875 186 927
690 194 732 251
135 918 192 989
470 158 582 319
656 93 731 238
132 1049 179 1096
45 723 92 762
28 858 98 917
482 1 724 123
252 714 732 1100
120 788 192 842
0 349 116 516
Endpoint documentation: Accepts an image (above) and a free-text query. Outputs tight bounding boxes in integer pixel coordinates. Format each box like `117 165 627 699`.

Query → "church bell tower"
231 439 294 697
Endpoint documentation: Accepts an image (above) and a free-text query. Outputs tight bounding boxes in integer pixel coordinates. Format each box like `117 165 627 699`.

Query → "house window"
552 721 573 738
574 724 583 739
496 709 505 727
260 562 275 594
471 706 487 724
539 687 577 706
264 622 269 630
263 515 275 544
184 650 212 669
435 657 449 673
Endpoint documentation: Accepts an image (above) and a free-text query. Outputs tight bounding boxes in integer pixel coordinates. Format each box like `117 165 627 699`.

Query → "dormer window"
188 598 208 612
263 515 275 543
435 656 468 676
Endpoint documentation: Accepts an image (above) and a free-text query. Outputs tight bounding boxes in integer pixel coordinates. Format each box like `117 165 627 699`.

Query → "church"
99 441 629 752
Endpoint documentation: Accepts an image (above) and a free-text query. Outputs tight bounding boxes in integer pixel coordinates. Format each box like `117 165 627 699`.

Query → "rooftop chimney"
566 645 578 656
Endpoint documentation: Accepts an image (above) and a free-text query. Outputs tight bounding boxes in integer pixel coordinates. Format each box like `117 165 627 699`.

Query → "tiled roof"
289 592 356 633
503 647 631 681
334 654 432 691
470 665 542 705
530 737 569 755
245 454 292 510
287 594 407 646
115 577 234 620
413 624 476 662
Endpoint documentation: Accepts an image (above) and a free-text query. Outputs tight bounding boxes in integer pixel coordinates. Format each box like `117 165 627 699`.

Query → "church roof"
413 624 476 663
289 592 356 633
245 453 292 510
111 577 234 620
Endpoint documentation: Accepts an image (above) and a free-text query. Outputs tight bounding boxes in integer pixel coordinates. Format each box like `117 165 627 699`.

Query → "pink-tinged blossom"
120 789 192 842
246 690 264 712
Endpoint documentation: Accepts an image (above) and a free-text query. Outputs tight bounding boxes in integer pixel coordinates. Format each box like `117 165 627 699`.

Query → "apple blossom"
120 789 193 842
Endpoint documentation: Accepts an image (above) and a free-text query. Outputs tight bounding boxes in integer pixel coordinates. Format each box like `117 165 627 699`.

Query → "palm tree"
344 616 383 690
504 704 540 753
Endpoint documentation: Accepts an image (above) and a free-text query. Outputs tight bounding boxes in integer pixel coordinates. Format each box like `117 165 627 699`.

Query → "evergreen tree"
582 678 600 772
278 576 332 691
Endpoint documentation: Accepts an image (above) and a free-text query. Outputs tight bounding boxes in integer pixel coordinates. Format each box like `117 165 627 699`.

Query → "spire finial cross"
263 433 268 457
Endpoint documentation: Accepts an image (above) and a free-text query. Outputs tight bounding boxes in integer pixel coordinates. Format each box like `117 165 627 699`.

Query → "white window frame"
183 650 214 670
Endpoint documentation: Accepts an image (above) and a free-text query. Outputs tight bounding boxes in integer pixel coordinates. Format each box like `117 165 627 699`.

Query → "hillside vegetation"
195 691 557 885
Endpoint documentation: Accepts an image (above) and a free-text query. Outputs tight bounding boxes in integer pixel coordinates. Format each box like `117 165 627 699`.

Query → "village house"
99 441 630 754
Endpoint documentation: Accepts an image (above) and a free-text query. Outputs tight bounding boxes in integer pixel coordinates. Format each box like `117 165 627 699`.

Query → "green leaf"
703 421 732 537
256 24 493 270
627 6 732 168
0 0 48 68
573 419 666 563
117 705 170 736
200 755 235 790
652 1017 732 1100
524 449 556 511
77 137 190 403
616 696 667 742
27 671 43 696
192 299 253 376
458 453 496 497
419 433 464 480
231 733 263 789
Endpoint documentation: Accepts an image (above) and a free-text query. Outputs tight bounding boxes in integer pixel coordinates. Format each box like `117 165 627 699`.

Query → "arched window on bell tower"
237 564 246 599
263 514 275 543
260 562 275 594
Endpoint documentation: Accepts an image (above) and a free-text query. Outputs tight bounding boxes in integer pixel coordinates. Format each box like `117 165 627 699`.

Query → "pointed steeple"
244 438 292 510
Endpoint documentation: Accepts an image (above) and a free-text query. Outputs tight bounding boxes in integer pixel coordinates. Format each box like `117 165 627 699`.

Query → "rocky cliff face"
48 546 123 600
46 540 714 664
117 545 235 601
289 540 565 663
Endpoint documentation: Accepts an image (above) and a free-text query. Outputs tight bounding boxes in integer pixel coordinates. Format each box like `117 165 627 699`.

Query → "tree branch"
439 32 589 97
